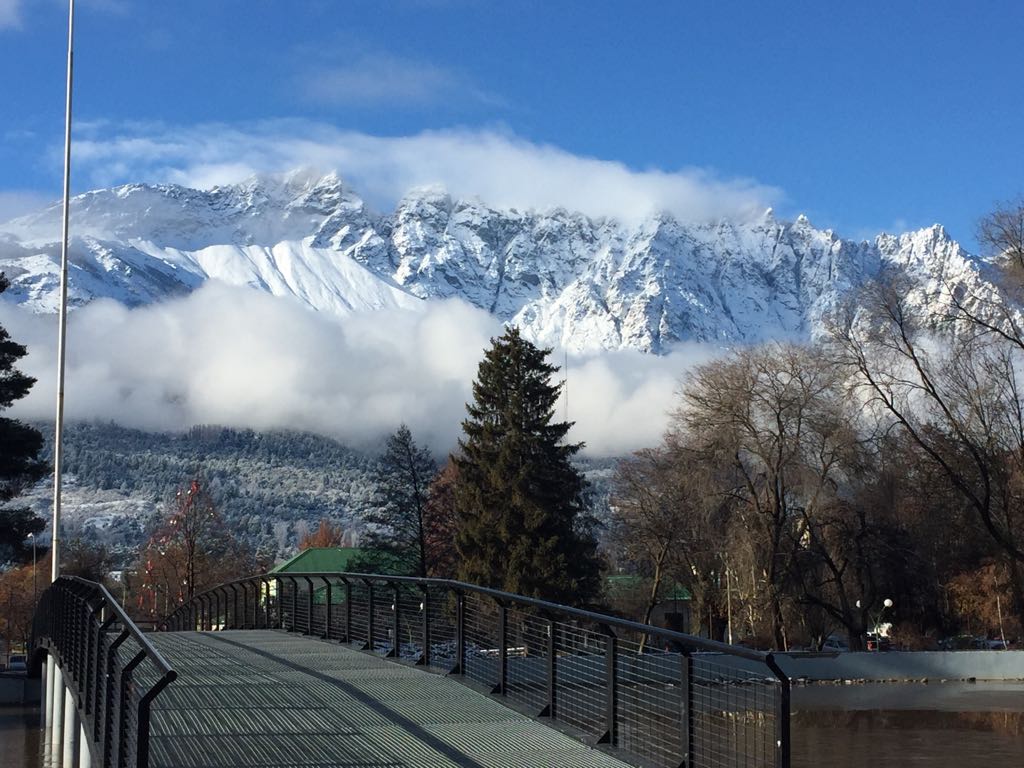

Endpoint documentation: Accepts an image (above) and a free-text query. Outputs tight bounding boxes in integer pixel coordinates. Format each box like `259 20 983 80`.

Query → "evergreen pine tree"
0 273 47 564
453 327 601 604
360 425 437 576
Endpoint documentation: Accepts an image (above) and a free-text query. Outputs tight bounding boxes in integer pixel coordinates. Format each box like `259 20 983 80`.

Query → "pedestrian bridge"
31 574 791 768
146 629 631 768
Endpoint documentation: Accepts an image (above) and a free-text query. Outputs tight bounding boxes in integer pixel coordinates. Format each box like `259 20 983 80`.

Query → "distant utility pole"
51 0 75 585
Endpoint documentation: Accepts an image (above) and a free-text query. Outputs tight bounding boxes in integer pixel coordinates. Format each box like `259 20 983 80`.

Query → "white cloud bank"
1 283 714 456
70 120 781 224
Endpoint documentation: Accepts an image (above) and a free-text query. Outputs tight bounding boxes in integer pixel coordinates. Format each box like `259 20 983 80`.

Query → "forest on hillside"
24 422 380 559
19 421 615 565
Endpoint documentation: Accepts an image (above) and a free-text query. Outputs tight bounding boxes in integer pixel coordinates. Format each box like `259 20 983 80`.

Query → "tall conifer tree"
0 273 47 564
361 425 437 576
453 327 600 604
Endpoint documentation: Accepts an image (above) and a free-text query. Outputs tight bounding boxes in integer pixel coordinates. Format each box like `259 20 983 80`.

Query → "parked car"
821 635 850 652
7 655 26 672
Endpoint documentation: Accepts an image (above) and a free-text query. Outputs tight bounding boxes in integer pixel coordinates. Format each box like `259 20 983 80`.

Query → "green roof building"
270 547 365 574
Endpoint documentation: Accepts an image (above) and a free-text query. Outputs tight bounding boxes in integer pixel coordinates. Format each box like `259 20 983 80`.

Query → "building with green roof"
270 547 366 574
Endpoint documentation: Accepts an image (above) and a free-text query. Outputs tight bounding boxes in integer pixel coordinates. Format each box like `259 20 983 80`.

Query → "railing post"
323 578 333 639
493 601 507 695
84 600 103 717
90 614 114 727
451 591 465 676
681 650 695 767
766 654 791 768
242 582 249 628
541 619 557 719
304 577 315 635
275 577 284 629
289 577 298 632
135 670 176 768
117 651 147 766
388 584 400 658
597 629 618 746
229 584 240 629
417 586 430 667
102 630 129 767
343 579 352 643
365 580 375 651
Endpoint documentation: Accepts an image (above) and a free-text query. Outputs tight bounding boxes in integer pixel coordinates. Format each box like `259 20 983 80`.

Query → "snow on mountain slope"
0 170 991 353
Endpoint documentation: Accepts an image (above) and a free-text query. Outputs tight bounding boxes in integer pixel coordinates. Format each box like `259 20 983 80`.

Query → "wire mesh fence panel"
690 654 781 768
227 588 242 629
463 593 499 689
553 621 609 739
423 585 457 673
279 580 297 632
395 585 426 661
311 603 328 637
260 581 274 629
293 580 315 635
266 585 281 630
347 581 371 647
370 584 395 655
504 608 550 716
615 634 685 768
320 578 342 641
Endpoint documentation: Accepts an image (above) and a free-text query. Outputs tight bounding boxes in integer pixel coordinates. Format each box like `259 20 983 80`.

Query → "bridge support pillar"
62 684 78 766
41 658 50 729
78 721 92 768
50 665 64 750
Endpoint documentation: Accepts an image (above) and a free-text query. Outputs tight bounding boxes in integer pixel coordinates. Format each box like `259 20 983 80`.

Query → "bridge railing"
164 573 790 768
33 576 178 768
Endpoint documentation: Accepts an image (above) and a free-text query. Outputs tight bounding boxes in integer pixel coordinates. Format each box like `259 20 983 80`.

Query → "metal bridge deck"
147 630 634 768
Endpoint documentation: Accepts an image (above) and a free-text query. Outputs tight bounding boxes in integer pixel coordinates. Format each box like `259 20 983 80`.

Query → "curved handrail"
163 569 790 768
166 570 771 662
33 576 178 768
63 575 177 676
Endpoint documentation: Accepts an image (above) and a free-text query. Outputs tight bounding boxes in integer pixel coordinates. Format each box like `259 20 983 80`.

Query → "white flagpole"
46 0 75 736
51 0 75 585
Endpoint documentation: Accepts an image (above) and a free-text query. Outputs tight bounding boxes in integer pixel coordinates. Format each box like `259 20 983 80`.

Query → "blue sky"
1 0 1022 247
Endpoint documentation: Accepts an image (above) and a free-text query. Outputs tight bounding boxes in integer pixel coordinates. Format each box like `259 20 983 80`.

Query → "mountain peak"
0 172 991 354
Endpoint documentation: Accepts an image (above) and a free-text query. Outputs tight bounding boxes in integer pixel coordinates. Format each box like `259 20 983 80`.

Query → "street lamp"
857 597 895 651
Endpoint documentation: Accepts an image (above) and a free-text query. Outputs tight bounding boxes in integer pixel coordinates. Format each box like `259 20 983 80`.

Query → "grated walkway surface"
147 630 634 768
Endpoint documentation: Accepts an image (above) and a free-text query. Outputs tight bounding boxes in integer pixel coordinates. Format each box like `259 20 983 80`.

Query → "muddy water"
0 705 46 768
5 686 1024 768
792 683 1024 767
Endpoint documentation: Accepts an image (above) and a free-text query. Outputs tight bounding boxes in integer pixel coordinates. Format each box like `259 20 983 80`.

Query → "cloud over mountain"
1 284 704 456
69 120 781 224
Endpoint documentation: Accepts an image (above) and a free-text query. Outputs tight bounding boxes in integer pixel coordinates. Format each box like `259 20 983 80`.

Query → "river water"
792 682 1024 767
4 684 1023 767
0 704 46 768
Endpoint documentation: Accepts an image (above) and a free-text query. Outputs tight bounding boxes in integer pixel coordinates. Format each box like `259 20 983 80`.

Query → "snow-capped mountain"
0 169 990 353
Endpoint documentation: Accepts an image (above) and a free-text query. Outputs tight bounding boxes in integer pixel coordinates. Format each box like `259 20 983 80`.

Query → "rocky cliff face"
0 170 990 353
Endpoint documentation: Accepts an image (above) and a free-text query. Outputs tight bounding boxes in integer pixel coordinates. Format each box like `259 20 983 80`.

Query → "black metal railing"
33 576 177 768
163 573 790 768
